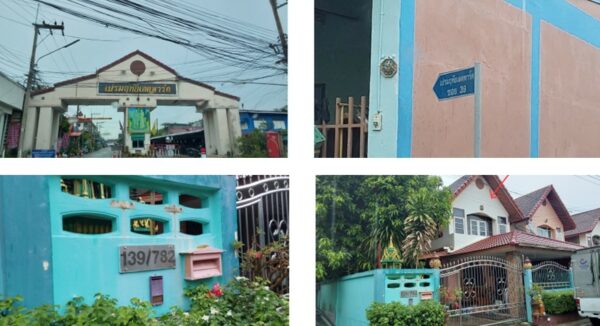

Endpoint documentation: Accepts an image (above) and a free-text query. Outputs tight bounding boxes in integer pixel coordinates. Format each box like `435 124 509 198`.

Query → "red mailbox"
266 132 282 158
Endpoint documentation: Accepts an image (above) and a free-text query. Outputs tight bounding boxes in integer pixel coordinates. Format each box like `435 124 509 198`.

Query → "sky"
0 0 287 139
442 175 600 215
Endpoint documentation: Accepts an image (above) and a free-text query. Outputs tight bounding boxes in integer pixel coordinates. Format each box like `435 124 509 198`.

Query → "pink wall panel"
568 0 600 20
540 22 600 157
412 0 531 157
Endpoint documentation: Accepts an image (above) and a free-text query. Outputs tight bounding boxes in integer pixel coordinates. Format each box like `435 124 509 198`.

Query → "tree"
402 188 442 268
316 176 452 281
236 130 267 157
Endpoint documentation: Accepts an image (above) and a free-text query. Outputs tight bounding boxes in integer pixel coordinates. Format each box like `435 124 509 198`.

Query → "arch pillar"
201 107 242 157
34 107 63 151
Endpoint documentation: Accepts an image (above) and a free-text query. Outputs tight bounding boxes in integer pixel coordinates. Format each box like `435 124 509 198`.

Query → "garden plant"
0 277 288 326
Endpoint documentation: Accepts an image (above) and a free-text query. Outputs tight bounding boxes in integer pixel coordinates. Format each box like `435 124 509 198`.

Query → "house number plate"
400 290 418 298
119 245 176 273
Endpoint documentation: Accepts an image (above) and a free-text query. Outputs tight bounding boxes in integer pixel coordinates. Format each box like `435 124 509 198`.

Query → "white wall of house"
0 72 24 155
570 222 600 246
431 177 511 251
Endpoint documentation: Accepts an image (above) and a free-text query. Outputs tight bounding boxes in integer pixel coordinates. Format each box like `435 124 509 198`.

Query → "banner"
128 108 151 133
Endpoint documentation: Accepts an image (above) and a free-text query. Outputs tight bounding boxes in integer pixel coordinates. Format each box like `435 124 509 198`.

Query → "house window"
273 120 286 130
588 235 593 246
467 214 491 236
132 139 144 148
478 221 487 236
254 119 268 130
498 217 508 234
131 134 145 148
453 208 465 234
63 215 113 234
556 227 562 239
470 220 479 236
537 226 552 238
240 121 249 130
131 217 166 235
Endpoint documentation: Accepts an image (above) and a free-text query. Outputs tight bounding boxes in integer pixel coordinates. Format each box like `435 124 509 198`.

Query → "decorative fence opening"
440 256 526 326
236 175 289 294
316 96 368 158
532 261 571 290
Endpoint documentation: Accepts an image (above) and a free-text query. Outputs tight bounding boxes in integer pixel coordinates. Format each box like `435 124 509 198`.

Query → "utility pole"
17 21 65 157
269 0 287 64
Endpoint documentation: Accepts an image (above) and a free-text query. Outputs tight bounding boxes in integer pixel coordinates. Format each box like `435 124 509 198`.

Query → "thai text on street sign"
32 149 56 158
433 67 475 100
119 244 176 273
98 82 177 95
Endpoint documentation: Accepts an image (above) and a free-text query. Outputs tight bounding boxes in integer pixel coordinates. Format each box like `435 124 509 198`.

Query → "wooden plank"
360 96 366 158
333 98 341 158
347 97 354 158
320 123 327 158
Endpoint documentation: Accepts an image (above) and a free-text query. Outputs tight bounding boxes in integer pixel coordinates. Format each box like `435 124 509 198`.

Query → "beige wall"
412 0 531 157
530 201 565 240
539 22 600 157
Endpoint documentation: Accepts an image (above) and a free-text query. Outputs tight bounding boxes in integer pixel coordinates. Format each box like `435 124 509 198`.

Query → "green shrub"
237 130 268 157
366 300 446 326
542 290 576 315
1 277 289 325
183 277 289 325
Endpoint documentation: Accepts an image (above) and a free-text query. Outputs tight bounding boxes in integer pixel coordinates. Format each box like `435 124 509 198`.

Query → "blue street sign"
32 149 56 158
433 67 475 100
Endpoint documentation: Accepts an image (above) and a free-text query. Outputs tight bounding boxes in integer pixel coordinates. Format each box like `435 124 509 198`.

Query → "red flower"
209 283 223 297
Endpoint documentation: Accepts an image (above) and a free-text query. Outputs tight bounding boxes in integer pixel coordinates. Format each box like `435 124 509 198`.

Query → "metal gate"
236 175 289 293
532 261 570 290
440 256 526 326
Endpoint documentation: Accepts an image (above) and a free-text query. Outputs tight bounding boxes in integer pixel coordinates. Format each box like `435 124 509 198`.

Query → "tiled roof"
449 176 472 195
565 208 600 237
448 175 524 223
450 230 583 255
514 185 576 231
514 186 551 218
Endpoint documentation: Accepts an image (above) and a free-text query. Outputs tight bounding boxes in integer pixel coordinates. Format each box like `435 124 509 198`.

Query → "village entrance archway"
20 50 241 157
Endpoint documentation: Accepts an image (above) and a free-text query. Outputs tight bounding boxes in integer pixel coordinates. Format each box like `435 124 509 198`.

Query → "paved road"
84 147 113 158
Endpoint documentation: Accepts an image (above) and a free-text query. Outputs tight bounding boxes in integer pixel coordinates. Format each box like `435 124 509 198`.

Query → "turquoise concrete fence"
316 269 440 325
0 176 238 315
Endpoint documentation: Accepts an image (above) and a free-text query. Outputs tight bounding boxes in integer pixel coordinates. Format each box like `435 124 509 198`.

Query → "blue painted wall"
0 175 238 315
0 176 54 307
367 0 600 157
317 269 440 325
239 111 288 134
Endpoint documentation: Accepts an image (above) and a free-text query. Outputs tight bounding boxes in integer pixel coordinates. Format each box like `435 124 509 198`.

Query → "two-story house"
565 208 600 246
430 175 523 253
426 176 581 266
513 186 576 241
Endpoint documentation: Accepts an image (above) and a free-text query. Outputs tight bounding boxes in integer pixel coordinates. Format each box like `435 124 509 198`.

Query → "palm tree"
364 203 403 268
402 189 438 268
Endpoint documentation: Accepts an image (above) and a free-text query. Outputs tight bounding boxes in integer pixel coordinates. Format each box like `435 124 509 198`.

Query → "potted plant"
530 284 545 317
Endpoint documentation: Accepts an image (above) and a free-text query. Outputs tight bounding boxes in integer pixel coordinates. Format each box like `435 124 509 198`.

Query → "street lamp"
36 39 80 65
18 38 80 157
